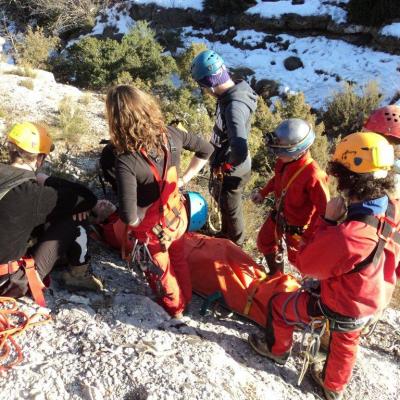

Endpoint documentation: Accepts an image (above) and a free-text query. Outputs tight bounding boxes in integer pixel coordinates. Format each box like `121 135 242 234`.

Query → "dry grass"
57 96 91 144
18 79 35 90
4 67 37 78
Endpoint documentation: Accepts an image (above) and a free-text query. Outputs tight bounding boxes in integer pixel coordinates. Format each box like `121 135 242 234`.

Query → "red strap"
21 259 46 307
0 261 20 276
140 141 171 229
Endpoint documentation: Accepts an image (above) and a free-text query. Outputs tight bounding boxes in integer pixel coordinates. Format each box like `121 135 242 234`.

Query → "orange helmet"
7 122 54 155
333 131 394 175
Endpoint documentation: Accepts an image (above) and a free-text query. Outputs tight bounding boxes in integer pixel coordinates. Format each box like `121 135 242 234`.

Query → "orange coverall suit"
257 152 329 265
264 198 400 392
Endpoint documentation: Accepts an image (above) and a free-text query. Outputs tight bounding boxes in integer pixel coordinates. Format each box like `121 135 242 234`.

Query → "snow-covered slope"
247 0 348 23
182 27 400 108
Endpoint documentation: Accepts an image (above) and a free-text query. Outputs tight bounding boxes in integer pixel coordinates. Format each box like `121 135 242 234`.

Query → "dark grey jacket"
210 80 258 176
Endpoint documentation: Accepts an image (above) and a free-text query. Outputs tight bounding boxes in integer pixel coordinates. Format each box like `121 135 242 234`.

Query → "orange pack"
184 233 300 326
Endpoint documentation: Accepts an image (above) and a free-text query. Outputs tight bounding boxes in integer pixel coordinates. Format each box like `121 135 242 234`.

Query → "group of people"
1 49 399 400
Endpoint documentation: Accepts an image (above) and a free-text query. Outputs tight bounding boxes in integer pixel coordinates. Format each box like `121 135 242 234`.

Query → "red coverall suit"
108 147 191 317
264 199 400 392
257 152 329 265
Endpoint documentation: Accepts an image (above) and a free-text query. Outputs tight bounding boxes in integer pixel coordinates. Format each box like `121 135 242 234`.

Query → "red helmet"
364 105 400 140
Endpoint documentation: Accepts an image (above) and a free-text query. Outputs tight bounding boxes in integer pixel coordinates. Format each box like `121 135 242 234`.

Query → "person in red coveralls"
251 118 329 274
248 131 400 400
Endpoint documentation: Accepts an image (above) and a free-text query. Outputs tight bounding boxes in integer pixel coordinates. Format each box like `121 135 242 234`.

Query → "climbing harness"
280 278 326 385
274 159 313 264
125 238 165 298
207 167 224 234
0 258 46 307
0 297 51 373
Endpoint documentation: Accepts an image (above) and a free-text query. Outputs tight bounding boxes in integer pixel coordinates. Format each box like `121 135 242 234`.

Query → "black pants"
0 218 88 298
217 171 251 246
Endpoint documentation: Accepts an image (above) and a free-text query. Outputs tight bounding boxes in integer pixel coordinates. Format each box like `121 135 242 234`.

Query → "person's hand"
251 190 264 204
36 173 49 186
325 196 347 222
73 211 89 222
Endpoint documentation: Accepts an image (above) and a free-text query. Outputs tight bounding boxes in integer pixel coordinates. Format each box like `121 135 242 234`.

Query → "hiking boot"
248 334 289 365
310 363 344 400
61 264 103 292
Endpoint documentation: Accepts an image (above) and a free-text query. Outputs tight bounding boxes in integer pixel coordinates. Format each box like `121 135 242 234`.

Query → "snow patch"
234 30 267 47
247 0 348 24
132 0 203 10
380 22 400 38
182 28 400 109
92 3 135 35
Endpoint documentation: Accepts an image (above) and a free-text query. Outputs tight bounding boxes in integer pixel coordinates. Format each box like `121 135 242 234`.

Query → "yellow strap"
282 158 313 196
243 273 268 315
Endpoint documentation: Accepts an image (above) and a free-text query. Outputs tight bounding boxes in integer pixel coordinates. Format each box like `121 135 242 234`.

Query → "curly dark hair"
328 161 395 200
106 85 166 155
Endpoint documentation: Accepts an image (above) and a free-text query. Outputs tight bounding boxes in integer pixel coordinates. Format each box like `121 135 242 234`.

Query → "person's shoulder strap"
0 176 35 201
347 202 400 273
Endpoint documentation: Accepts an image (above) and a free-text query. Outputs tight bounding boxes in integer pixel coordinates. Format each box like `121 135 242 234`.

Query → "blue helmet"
266 118 315 159
184 191 208 232
190 50 225 81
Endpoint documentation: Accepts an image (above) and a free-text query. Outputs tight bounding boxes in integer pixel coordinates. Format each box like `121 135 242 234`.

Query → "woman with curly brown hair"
248 132 400 400
105 85 213 318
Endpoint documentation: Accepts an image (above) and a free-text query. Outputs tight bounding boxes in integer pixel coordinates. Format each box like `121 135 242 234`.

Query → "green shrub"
18 79 35 90
323 82 382 138
176 42 208 90
15 26 59 70
160 87 213 138
203 0 257 15
348 0 400 27
64 21 177 90
57 96 90 142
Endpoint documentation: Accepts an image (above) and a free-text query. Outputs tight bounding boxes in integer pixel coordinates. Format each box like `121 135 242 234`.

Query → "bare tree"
0 0 111 34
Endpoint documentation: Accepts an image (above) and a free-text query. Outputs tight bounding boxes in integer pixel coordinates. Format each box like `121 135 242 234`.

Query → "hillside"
0 1 400 400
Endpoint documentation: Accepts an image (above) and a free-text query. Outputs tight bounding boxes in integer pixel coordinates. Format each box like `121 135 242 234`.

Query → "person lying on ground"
248 131 400 400
105 84 213 319
251 118 329 274
0 122 103 305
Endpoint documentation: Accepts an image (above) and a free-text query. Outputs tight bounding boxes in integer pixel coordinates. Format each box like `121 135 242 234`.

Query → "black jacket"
210 80 258 174
115 126 213 224
0 164 97 265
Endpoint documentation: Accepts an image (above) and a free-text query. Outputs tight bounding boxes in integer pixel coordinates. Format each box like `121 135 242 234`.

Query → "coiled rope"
0 297 51 373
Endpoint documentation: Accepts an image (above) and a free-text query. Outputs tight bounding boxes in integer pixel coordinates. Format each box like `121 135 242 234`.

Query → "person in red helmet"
364 105 400 197
248 132 400 400
251 118 329 274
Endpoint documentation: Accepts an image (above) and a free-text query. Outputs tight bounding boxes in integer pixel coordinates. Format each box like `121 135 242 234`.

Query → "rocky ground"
0 241 399 400
0 66 399 400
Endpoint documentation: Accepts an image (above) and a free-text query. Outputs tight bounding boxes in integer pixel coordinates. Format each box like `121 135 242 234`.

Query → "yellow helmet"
7 122 54 155
333 131 394 174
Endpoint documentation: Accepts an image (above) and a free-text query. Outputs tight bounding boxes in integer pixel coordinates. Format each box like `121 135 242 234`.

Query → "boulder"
292 0 305 4
254 79 280 98
283 56 304 71
230 66 255 81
